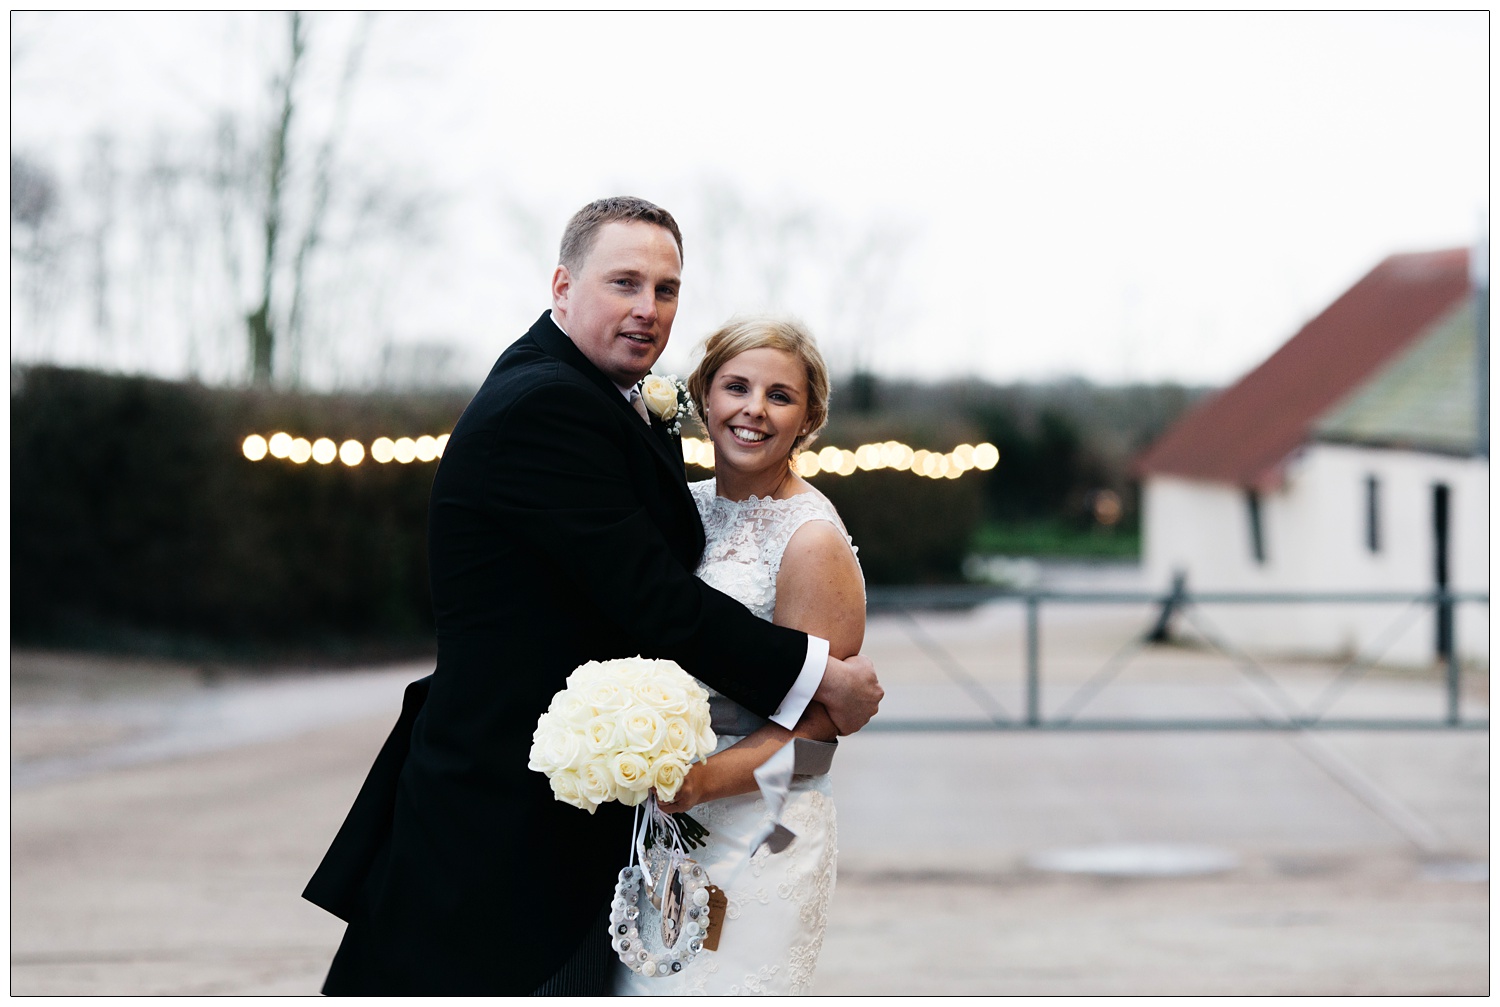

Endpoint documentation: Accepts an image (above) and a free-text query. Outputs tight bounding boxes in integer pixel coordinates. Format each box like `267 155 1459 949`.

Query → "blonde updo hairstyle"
688 316 831 459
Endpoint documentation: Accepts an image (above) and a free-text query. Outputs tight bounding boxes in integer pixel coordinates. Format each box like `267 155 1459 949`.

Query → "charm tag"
701 884 728 951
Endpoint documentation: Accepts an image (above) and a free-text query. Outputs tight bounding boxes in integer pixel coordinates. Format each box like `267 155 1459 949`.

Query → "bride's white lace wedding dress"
612 479 861 996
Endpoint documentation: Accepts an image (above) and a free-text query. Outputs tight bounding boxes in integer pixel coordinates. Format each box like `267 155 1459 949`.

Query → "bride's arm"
659 519 865 813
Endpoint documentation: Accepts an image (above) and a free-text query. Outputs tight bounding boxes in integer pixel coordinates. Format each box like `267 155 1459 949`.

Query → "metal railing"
865 585 1489 732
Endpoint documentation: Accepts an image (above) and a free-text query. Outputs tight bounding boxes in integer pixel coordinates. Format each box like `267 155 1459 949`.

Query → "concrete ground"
10 600 1490 996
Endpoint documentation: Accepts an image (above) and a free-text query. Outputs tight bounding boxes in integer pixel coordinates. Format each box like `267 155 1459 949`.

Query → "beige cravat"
628 388 651 426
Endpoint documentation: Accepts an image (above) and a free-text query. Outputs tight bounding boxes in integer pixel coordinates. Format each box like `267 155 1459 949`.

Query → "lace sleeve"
762 493 863 596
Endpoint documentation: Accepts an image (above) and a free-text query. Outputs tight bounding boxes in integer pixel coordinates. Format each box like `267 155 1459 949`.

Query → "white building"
1138 247 1488 666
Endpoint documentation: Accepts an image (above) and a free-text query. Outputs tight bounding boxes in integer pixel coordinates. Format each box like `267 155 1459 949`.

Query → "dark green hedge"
12 366 467 656
808 413 987 584
13 367 987 656
812 469 983 585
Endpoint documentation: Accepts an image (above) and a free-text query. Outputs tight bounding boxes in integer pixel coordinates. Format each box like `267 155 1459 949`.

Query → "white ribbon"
631 794 688 891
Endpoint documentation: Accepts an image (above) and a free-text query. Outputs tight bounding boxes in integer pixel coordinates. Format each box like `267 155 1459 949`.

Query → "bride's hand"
656 766 709 814
657 774 702 816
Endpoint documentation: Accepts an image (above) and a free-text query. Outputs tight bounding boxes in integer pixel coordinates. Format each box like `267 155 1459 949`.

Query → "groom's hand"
813 655 883 735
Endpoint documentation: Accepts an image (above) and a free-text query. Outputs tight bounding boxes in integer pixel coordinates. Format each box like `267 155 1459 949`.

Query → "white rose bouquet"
528 656 717 814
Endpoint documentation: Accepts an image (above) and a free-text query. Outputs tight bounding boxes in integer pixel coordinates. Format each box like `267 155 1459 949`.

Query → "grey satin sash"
709 694 769 738
704 693 837 857
708 696 836 777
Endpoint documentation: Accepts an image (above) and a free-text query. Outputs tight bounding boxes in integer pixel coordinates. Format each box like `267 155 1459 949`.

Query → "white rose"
609 659 651 687
695 720 717 757
616 786 651 807
549 691 593 730
578 758 616 807
582 678 631 715
609 750 653 793
566 661 607 688
640 376 678 422
633 677 691 718
530 716 586 772
620 707 666 756
651 755 690 802
583 713 628 755
549 769 594 813
661 716 695 757
657 659 697 684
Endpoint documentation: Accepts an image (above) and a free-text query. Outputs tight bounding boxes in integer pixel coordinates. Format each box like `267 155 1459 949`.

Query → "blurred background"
9 11 1490 995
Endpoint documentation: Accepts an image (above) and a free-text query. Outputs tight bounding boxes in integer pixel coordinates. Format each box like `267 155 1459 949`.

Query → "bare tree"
245 11 305 386
10 152 59 241
12 12 436 386
80 133 118 345
284 12 374 386
10 151 66 359
234 11 385 387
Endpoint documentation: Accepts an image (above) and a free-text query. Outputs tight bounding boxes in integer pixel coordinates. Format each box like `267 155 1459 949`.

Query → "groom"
303 196 883 995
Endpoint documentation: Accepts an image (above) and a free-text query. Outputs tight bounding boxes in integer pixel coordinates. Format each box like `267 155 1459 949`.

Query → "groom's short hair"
559 197 684 272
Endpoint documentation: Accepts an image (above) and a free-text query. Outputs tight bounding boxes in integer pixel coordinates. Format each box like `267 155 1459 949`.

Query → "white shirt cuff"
769 635 828 729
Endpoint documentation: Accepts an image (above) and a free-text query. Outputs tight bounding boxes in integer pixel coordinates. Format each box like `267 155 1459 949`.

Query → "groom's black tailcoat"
304 312 808 995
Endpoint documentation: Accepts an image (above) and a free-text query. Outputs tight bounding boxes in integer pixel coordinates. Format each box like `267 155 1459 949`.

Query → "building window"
1245 490 1266 565
1365 475 1381 553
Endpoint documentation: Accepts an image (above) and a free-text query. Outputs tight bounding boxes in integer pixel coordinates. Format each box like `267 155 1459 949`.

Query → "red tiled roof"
1134 248 1472 489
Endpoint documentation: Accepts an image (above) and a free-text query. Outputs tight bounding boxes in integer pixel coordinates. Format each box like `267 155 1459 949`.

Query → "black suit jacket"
303 311 809 994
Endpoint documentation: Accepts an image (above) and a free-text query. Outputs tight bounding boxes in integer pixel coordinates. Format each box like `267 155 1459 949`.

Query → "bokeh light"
681 437 715 469
1093 489 1123 526
241 433 1001 481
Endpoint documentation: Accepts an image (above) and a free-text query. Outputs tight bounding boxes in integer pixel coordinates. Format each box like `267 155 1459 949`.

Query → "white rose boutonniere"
639 374 695 435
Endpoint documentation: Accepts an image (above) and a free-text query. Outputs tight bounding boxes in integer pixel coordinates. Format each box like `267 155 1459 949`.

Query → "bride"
614 317 864 996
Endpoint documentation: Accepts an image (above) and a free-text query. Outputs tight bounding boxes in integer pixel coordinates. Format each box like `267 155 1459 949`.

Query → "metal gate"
865 586 1489 732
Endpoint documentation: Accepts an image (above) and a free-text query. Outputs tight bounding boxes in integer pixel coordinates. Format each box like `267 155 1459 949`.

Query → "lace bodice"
690 479 862 621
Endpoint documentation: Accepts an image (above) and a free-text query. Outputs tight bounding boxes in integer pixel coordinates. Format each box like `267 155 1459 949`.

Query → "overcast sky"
10 11 1490 388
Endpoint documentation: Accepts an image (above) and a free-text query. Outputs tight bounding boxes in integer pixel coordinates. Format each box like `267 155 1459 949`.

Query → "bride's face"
704 347 810 474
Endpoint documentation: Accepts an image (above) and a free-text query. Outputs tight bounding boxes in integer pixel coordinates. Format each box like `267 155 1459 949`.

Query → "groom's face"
551 221 683 387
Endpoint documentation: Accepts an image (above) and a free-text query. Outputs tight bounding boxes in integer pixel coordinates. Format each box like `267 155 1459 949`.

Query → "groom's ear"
551 264 572 314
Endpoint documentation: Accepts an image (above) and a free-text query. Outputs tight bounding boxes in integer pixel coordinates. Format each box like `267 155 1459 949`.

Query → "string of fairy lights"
242 432 1000 480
